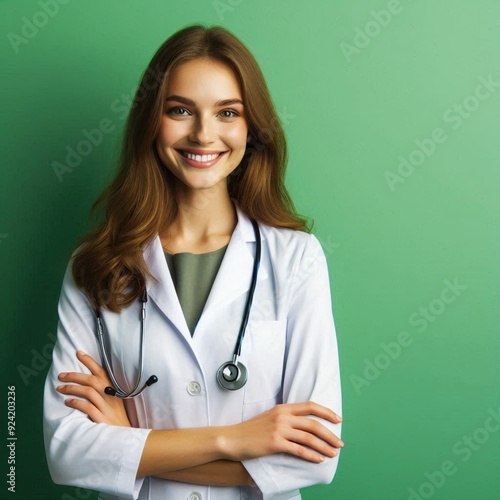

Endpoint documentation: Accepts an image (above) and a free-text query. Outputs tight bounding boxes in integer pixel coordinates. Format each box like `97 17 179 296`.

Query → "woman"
43 25 343 500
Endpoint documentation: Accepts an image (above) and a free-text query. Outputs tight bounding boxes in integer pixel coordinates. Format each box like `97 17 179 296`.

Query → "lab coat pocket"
243 318 287 404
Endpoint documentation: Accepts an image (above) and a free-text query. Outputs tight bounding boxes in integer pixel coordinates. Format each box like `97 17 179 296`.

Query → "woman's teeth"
182 151 220 162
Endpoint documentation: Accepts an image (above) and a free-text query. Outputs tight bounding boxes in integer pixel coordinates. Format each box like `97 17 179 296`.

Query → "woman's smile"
176 148 229 169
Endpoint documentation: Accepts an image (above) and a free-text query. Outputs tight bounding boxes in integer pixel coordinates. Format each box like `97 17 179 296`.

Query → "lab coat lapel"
143 235 192 342
202 205 268 314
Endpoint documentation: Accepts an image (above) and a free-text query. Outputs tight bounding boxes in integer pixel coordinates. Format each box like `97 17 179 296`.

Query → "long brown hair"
72 24 310 313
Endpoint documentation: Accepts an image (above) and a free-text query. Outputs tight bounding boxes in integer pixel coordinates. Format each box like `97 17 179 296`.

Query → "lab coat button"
188 492 202 500
187 381 201 396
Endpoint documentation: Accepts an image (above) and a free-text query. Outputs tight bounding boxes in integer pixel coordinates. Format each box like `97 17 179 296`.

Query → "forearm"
137 427 228 477
155 460 255 486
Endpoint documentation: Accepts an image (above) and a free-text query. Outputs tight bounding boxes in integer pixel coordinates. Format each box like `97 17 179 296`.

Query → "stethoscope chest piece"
216 361 248 391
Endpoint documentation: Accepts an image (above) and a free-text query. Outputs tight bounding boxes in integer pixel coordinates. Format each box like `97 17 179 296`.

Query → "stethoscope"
94 219 261 398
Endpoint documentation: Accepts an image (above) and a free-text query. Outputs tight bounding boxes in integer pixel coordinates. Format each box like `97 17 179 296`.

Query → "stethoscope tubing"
95 293 151 398
233 219 261 358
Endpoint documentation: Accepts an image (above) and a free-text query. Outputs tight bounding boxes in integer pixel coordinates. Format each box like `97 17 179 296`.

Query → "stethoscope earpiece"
103 375 158 399
216 361 248 391
104 386 117 397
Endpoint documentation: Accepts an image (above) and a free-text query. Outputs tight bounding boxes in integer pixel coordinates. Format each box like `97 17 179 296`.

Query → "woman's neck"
160 184 237 254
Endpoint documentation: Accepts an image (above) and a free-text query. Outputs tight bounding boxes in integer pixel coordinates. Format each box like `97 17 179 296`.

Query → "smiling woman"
43 24 343 500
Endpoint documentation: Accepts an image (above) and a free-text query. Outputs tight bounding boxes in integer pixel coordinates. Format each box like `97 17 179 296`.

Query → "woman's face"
155 58 249 193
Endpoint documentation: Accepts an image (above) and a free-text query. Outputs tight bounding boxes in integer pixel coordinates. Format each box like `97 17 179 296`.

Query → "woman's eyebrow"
215 98 244 107
165 95 244 107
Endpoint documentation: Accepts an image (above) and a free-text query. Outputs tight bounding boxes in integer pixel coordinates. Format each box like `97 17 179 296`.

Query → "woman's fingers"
292 413 344 449
58 371 99 387
271 403 344 446
75 350 109 380
280 433 334 463
56 382 112 424
283 425 339 460
272 410 343 461
58 351 111 394
63 397 108 424
56 383 106 411
283 402 342 424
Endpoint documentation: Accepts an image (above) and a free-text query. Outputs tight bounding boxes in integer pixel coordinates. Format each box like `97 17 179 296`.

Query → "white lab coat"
43 204 342 500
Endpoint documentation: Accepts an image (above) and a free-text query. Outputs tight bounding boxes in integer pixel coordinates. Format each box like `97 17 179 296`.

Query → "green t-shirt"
164 245 228 335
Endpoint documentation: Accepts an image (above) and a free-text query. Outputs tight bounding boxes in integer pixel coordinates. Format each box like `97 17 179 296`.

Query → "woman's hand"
220 402 343 463
56 350 131 427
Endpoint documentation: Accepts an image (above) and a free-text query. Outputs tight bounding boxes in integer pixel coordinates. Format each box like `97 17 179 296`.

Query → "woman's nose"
188 115 216 144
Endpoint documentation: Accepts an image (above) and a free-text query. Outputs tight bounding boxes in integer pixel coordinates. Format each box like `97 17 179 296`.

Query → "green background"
1 0 499 498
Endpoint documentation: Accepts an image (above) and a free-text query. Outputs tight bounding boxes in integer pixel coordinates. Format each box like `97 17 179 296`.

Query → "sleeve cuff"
242 456 300 499
114 427 152 499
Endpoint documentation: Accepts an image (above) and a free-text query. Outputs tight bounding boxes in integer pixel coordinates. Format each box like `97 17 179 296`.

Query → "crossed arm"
56 350 344 487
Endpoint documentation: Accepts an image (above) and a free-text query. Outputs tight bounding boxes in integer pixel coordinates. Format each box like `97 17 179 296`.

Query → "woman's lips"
176 149 227 168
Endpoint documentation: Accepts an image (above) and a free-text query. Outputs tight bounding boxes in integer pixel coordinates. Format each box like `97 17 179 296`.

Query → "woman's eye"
167 107 190 116
219 109 239 119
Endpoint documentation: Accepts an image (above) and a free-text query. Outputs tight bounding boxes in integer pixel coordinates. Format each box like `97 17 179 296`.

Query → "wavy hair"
72 24 310 312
